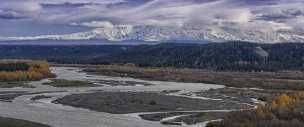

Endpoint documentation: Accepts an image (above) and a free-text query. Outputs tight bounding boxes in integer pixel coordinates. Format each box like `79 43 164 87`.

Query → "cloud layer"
0 0 304 43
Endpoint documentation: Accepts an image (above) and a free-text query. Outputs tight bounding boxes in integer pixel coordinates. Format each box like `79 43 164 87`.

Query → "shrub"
0 60 53 81
209 92 304 127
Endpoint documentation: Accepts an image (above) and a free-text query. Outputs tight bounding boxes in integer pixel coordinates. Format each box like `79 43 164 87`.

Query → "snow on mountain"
1 22 304 43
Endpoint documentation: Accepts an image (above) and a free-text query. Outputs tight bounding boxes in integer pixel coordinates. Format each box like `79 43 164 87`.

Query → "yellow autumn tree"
0 60 53 81
270 93 295 109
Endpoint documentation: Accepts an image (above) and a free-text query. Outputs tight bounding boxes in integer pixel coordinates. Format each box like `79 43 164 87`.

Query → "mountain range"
1 22 304 43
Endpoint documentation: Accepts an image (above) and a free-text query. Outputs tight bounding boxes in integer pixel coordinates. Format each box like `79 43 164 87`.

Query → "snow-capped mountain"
1 22 304 43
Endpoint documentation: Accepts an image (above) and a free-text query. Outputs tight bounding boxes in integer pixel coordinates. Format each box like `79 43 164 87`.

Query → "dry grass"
84 64 304 90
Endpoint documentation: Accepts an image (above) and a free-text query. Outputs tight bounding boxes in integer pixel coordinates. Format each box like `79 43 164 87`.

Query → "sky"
0 0 304 43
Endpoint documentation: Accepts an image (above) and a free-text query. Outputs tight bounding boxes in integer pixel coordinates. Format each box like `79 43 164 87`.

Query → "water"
0 66 229 127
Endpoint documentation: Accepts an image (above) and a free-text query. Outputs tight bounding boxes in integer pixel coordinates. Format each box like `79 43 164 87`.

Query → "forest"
0 42 304 71
0 60 54 81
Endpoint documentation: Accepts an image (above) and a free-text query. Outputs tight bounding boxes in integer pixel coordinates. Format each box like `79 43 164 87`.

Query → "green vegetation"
207 92 304 127
0 117 51 127
0 60 54 82
1 42 304 71
43 79 95 87
0 62 29 72
197 112 214 121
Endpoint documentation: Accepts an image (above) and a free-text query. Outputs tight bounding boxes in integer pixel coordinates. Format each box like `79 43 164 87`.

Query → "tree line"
0 60 54 81
0 42 304 71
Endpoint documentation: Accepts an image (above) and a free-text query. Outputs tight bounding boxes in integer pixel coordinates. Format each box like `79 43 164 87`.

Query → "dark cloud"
0 10 25 19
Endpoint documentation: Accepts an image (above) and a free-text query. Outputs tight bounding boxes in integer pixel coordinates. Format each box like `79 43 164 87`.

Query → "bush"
209 92 304 127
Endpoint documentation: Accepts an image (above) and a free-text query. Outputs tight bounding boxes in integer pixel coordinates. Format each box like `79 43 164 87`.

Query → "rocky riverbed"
0 66 266 127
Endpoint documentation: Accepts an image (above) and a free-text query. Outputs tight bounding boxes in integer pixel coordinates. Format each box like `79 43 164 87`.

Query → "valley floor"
0 65 297 127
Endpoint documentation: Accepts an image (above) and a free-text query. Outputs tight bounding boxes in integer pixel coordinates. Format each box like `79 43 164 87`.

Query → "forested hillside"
0 42 304 71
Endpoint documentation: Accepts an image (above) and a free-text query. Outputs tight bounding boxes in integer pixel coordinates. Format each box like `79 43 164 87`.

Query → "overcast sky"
0 0 303 40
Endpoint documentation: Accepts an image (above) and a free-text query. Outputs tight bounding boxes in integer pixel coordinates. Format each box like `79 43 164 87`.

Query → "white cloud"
1 0 304 42
0 1 41 12
70 21 114 28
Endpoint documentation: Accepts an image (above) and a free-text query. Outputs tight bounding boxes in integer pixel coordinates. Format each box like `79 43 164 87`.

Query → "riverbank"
82 64 304 90
0 66 294 127
0 116 51 127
